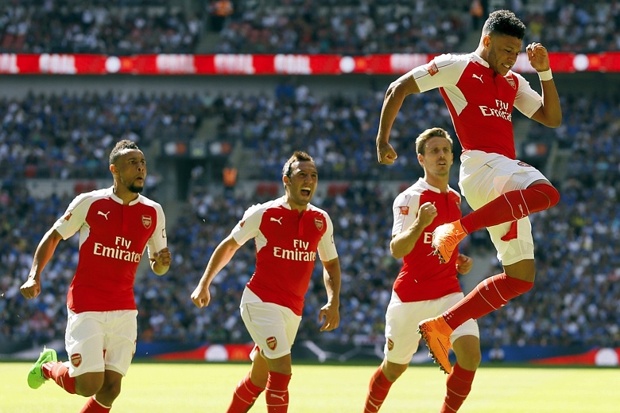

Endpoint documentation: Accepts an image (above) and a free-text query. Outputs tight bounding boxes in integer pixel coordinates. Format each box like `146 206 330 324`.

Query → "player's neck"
113 185 139 205
424 176 449 193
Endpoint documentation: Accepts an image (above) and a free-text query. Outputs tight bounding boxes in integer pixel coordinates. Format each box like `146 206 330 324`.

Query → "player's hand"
377 141 398 165
190 285 211 308
526 42 550 72
153 247 172 267
456 254 473 275
318 302 340 332
20 278 41 300
417 202 438 228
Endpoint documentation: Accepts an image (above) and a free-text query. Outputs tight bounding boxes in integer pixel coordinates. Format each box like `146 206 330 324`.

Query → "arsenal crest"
427 61 439 76
398 206 410 215
71 353 82 367
142 215 152 229
506 76 516 89
266 336 278 351
314 218 324 231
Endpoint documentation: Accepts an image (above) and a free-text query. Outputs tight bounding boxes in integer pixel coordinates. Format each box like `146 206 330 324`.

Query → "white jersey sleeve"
230 203 264 245
392 189 421 237
513 71 543 118
52 192 95 240
411 53 466 92
146 202 168 259
317 212 338 262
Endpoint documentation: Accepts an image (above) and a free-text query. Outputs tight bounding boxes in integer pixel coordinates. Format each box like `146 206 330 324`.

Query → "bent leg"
227 348 268 413
364 360 407 413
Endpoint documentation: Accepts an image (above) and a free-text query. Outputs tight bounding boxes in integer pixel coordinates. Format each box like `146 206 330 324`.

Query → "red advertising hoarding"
1 52 619 75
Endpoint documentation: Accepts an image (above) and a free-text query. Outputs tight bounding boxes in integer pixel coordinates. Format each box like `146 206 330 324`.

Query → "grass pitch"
1 361 618 412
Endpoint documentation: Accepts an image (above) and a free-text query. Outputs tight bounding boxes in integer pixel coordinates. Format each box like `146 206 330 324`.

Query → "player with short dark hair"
364 127 480 412
375 9 562 374
21 139 171 413
191 150 341 413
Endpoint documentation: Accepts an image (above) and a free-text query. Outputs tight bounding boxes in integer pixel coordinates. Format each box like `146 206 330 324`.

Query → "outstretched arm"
190 235 241 308
20 228 63 299
318 257 341 332
527 42 562 128
376 73 421 164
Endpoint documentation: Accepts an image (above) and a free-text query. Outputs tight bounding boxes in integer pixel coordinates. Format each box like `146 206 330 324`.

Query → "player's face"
485 34 522 76
419 137 453 178
284 160 318 210
114 149 147 193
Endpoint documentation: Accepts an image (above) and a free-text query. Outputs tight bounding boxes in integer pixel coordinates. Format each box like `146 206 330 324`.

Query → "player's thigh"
241 301 300 360
384 296 447 364
103 310 138 376
459 151 547 209
66 311 106 377
487 218 535 266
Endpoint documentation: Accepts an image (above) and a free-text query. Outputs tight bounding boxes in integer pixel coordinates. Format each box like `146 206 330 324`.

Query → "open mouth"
300 188 311 196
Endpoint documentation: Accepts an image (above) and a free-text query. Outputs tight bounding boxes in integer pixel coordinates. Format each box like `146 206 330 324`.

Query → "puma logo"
98 211 110 220
472 73 484 83
269 393 286 401
270 217 283 225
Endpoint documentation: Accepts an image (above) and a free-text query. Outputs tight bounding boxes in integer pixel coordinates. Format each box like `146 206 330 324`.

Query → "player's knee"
505 276 534 295
533 183 560 208
383 361 407 382
75 380 103 397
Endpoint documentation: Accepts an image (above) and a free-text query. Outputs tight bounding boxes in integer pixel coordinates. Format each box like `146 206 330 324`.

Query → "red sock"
265 371 291 412
444 273 534 329
441 363 476 412
461 184 560 233
43 361 76 394
227 373 265 413
364 367 394 413
79 397 111 413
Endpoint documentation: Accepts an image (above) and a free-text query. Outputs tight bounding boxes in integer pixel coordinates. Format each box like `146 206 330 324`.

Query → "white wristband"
538 69 553 81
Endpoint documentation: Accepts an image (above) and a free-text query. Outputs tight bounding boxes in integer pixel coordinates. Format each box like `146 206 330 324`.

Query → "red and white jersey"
231 196 338 316
412 53 543 159
391 179 462 302
52 187 167 313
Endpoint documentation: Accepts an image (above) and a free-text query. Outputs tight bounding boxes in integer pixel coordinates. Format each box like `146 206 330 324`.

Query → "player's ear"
482 34 491 48
282 175 290 186
417 153 424 167
110 163 118 176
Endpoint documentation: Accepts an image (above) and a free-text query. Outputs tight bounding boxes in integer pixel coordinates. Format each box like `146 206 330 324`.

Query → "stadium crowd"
2 90 619 354
2 1 619 55
1 0 618 358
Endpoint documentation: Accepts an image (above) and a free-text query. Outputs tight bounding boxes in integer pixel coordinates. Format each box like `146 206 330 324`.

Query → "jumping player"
375 10 562 373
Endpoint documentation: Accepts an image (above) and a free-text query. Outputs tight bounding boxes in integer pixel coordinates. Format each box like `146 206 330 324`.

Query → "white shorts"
65 309 137 377
240 288 301 360
384 292 479 365
459 150 547 265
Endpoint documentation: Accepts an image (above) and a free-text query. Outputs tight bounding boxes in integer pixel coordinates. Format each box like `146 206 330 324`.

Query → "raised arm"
390 202 437 259
376 73 421 165
527 42 562 128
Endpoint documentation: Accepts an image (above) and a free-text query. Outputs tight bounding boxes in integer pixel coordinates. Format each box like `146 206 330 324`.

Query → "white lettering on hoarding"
214 54 255 74
0 54 18 73
274 55 311 74
156 54 196 74
40 54 77 74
